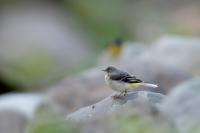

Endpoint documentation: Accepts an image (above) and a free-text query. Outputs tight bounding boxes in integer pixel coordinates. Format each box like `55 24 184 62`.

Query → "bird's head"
112 38 123 46
102 66 118 74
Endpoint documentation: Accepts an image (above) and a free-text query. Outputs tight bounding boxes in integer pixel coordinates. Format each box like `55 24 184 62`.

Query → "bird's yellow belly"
109 80 143 92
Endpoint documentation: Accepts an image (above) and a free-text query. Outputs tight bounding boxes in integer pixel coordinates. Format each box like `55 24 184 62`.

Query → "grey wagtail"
102 66 158 97
109 38 123 58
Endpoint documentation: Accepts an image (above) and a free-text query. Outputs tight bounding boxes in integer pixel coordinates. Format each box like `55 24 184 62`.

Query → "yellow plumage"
127 83 144 89
110 44 122 58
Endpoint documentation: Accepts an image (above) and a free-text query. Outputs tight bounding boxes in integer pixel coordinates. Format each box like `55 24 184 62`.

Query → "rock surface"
151 36 200 75
65 78 200 133
161 78 200 133
67 91 165 122
0 110 27 133
0 93 43 119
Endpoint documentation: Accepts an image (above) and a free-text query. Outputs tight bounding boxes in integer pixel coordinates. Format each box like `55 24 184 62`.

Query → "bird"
109 38 123 58
102 66 158 98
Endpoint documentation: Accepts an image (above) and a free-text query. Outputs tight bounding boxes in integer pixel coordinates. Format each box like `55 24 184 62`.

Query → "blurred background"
0 0 200 133
0 0 200 92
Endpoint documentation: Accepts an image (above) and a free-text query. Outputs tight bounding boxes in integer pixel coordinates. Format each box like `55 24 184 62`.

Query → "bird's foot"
123 90 127 96
112 91 127 99
112 94 123 99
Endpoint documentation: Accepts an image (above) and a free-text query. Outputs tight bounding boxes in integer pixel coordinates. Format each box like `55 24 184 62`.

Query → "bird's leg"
119 91 127 97
119 92 124 97
123 90 127 96
112 92 124 99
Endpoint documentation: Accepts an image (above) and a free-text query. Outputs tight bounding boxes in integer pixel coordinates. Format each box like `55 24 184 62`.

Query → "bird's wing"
122 76 143 83
109 71 130 80
110 72 142 83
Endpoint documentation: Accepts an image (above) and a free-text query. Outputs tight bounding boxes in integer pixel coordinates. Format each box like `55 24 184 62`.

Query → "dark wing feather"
109 71 142 83
109 71 130 80
122 76 142 83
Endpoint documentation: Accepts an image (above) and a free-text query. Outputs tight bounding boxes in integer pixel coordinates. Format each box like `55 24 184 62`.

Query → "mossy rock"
112 112 175 133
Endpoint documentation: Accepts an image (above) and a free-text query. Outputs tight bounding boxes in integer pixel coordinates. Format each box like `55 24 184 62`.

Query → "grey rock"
0 93 43 119
45 68 112 115
126 59 190 94
67 91 165 122
161 78 200 133
152 36 200 74
0 110 27 133
66 78 200 133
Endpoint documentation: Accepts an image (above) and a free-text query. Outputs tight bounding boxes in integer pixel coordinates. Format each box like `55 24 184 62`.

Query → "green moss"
188 125 200 133
112 113 174 133
167 26 196 36
0 51 57 90
28 111 79 133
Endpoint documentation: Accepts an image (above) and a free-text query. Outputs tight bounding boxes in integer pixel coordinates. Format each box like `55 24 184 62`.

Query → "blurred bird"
102 66 158 97
109 38 123 58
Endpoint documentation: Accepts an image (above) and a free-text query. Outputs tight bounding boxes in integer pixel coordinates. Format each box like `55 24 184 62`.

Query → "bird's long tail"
142 83 158 88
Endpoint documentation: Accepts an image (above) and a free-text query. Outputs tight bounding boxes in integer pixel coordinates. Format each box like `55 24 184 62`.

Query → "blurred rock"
126 59 191 94
0 93 45 133
0 110 27 133
151 36 200 75
0 3 93 89
45 68 112 115
0 93 43 119
161 78 200 133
